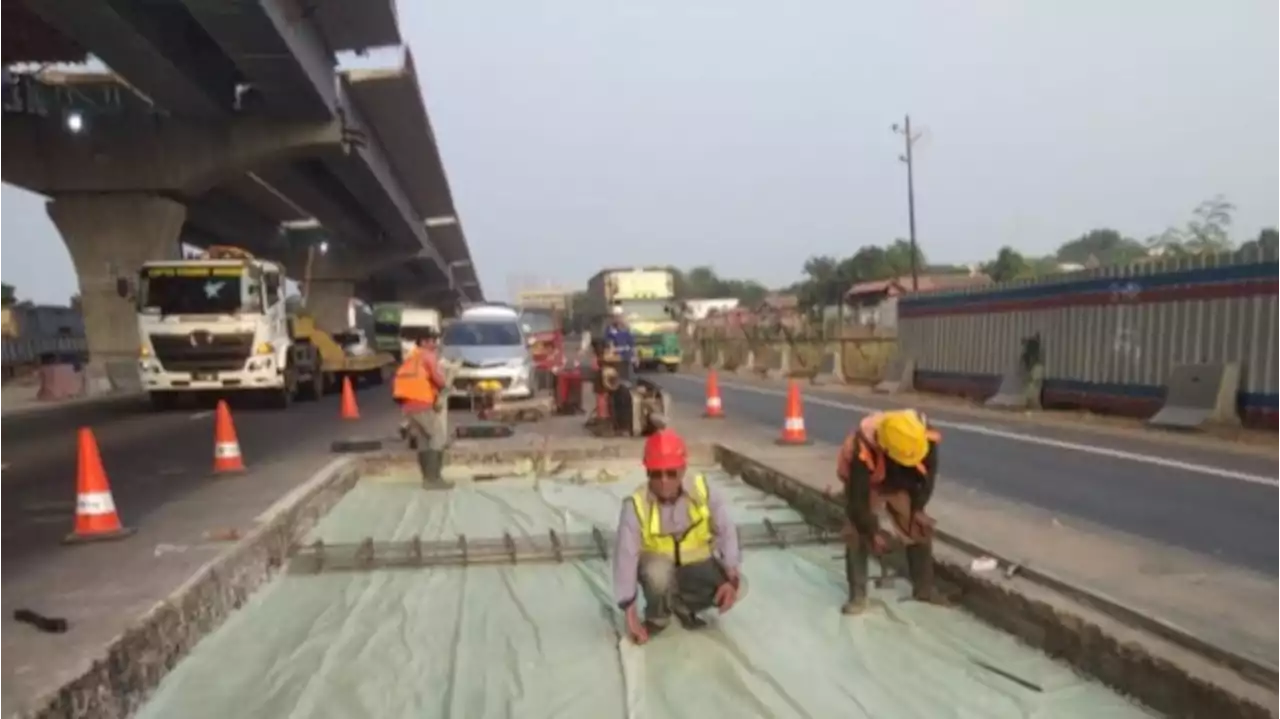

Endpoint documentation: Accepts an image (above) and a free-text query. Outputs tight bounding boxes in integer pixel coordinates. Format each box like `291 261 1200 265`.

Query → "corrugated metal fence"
897 246 1278 425
2 336 89 367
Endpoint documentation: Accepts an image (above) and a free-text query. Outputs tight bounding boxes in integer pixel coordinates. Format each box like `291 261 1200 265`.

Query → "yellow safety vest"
631 474 714 564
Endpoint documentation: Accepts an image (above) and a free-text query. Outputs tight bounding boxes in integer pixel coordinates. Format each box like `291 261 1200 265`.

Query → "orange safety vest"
393 348 438 404
837 411 941 485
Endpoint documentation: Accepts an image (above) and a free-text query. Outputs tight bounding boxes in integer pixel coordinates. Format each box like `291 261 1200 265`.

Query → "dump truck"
586 267 681 372
131 246 394 410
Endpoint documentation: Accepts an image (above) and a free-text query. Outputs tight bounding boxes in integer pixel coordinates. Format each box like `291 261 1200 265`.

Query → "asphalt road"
655 373 1279 576
1 384 404 575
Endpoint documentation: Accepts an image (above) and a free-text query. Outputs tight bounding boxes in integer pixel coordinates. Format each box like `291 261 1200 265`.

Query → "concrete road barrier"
873 355 916 394
1148 362 1242 430
984 362 1042 411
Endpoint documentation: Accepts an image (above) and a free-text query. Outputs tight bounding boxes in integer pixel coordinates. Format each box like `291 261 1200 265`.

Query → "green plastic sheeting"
137 470 1154 719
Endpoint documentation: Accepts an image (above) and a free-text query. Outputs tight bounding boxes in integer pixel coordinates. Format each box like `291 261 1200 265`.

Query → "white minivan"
440 304 535 399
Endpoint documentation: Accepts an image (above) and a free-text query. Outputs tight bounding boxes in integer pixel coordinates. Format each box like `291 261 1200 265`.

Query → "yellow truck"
586 267 681 372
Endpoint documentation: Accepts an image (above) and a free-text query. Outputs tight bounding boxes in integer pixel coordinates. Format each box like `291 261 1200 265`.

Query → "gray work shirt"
612 478 741 606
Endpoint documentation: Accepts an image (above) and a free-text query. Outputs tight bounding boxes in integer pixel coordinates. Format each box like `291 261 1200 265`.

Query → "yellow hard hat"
876 410 930 467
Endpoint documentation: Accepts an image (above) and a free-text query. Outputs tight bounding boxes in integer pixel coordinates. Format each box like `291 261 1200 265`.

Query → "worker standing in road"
604 305 635 384
836 409 947 614
613 428 743 645
393 328 449 488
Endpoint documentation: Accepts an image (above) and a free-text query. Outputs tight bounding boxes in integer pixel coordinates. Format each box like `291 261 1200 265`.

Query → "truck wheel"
296 369 324 401
665 362 679 373
269 370 296 409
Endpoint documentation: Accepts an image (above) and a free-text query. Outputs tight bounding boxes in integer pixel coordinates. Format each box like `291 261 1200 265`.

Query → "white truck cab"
132 246 321 409
398 307 443 357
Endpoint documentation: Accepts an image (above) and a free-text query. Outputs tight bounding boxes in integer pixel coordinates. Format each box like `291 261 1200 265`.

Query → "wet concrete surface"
655 373 1279 576
0 384 404 717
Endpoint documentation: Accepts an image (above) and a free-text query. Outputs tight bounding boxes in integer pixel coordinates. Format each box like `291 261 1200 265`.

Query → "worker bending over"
614 429 743 644
392 328 449 488
836 409 947 614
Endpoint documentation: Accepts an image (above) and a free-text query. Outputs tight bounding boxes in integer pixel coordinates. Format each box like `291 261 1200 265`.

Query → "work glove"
624 604 649 645
713 568 741 613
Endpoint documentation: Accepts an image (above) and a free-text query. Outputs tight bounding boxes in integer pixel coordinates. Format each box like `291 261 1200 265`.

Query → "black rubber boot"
418 450 446 489
907 541 948 605
841 543 870 615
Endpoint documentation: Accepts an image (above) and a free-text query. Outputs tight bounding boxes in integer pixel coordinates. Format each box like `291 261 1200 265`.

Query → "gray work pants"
405 408 447 451
638 554 728 627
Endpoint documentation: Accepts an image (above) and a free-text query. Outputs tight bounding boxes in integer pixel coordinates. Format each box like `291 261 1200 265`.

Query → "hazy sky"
3 0 1277 304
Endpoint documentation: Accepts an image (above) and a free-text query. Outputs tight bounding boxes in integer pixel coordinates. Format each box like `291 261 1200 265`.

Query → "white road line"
664 374 1279 488
189 410 213 420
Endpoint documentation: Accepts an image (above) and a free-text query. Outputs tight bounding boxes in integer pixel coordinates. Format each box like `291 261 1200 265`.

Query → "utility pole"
892 115 923 291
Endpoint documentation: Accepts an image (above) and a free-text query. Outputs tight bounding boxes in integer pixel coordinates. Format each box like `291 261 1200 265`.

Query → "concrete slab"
134 468 1154 719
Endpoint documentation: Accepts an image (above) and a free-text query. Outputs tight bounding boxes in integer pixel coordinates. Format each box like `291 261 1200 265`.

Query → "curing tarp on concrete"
136 470 1153 719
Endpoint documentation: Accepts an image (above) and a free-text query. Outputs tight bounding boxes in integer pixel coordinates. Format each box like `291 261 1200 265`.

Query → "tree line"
981 197 1277 282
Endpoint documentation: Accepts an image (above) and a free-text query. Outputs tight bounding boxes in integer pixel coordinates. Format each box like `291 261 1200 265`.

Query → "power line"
892 115 924 291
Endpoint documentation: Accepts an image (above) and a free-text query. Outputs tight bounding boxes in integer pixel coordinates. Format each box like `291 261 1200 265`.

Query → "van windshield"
443 321 522 347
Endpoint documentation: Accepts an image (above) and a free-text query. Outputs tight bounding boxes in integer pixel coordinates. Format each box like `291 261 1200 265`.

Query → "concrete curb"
23 456 365 719
715 445 1276 719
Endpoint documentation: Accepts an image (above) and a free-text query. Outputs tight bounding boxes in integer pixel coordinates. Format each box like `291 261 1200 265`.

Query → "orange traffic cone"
776 380 811 446
340 376 360 420
65 427 135 544
213 400 246 474
703 370 725 419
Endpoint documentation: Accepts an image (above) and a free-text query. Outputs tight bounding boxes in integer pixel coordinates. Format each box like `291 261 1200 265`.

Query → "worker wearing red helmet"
613 428 743 645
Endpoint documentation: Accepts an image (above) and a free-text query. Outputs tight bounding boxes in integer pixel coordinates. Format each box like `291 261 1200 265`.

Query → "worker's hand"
869 531 891 556
714 569 740 613
911 512 936 539
624 605 649 645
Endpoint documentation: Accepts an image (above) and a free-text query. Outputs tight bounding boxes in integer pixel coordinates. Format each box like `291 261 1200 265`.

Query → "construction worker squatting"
837 408 948 614
614 428 743 645
393 327 449 488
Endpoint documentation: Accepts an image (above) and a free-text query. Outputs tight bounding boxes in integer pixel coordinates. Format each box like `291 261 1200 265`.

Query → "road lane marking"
663 374 1279 488
189 410 213 420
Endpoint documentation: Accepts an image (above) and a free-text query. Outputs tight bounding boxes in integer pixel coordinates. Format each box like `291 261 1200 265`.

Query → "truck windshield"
617 300 670 322
519 309 558 335
443 321 522 347
138 266 254 315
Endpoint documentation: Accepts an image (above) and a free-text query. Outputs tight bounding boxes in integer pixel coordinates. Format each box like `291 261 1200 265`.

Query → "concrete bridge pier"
47 193 186 393
290 252 368 335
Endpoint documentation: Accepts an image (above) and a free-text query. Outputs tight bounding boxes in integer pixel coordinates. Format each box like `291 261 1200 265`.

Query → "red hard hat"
643 428 688 471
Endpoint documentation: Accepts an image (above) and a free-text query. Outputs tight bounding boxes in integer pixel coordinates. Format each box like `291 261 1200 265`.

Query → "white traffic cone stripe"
77 491 116 516
785 417 805 431
215 442 241 459
706 397 722 409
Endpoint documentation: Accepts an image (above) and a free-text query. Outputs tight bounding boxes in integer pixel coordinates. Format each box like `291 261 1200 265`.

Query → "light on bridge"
65 110 84 134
